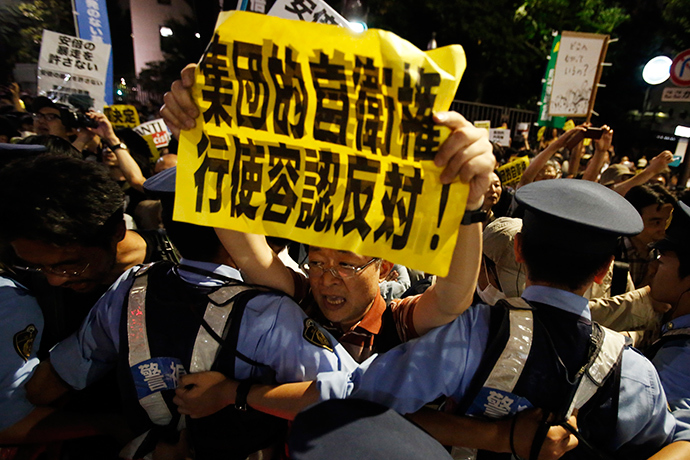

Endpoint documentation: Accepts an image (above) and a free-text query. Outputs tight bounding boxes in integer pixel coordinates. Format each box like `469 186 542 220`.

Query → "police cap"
289 399 452 460
0 143 47 155
143 165 176 198
0 143 47 170
515 179 643 254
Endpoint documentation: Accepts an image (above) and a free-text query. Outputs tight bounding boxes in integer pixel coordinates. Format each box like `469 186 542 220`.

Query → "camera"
67 94 99 129
583 127 604 140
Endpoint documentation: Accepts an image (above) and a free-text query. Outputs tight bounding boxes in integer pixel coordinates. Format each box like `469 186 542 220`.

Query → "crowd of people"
0 54 689 460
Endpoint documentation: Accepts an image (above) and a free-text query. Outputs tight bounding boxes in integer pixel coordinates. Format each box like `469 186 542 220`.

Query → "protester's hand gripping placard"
176 11 467 276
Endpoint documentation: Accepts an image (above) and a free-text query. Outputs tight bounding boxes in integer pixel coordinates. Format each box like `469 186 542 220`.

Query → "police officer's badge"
303 319 333 352
14 324 37 362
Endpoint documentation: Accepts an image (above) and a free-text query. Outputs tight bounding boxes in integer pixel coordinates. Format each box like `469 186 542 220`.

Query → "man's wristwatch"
234 380 254 411
107 141 128 151
461 208 488 225
461 198 487 225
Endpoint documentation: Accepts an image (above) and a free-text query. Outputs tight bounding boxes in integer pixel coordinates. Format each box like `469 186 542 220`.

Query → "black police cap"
516 179 643 254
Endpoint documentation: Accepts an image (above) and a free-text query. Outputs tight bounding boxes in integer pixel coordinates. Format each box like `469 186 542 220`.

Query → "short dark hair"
17 134 83 159
520 229 613 291
625 184 675 214
677 250 690 279
0 154 124 247
159 197 221 262
0 115 18 139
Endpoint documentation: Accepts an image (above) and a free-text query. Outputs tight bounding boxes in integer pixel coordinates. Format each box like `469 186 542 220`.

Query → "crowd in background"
0 70 689 460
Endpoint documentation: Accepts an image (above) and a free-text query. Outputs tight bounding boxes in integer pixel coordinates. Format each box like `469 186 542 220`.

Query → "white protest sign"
267 0 350 27
548 31 608 118
37 30 110 112
489 128 511 146
517 122 530 136
133 118 171 148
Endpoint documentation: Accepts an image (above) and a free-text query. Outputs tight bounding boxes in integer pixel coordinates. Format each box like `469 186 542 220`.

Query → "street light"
159 26 173 38
642 56 671 85
641 55 671 115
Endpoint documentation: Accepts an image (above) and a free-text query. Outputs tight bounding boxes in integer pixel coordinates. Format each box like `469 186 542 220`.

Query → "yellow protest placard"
176 11 467 276
104 104 140 129
496 156 530 187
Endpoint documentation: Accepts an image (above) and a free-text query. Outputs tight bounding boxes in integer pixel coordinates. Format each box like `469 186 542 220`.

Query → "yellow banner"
104 104 140 129
496 156 530 187
176 11 467 276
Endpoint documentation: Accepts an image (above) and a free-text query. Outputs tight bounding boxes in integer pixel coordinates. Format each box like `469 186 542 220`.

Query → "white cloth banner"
133 119 172 148
37 30 111 112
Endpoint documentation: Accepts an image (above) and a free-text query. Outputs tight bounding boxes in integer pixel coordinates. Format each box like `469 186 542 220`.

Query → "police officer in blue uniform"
647 201 690 426
25 167 358 459
0 274 44 439
327 179 690 459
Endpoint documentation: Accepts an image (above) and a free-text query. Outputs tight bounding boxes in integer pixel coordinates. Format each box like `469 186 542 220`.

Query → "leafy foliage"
0 0 74 83
365 0 630 107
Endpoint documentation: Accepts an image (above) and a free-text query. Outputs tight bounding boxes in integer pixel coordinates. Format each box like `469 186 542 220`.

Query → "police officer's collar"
522 285 591 320
661 313 690 334
176 258 242 287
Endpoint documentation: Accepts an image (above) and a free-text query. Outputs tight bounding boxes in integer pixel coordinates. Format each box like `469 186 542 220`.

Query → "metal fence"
450 100 537 136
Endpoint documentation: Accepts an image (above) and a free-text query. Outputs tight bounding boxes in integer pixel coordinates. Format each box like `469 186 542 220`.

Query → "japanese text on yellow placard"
104 104 140 129
176 11 467 275
496 156 530 187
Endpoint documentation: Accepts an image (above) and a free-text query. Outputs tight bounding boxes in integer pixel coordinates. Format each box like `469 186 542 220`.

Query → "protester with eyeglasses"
31 97 72 141
647 200 690 427
0 153 179 357
162 66 495 365
210 111 494 365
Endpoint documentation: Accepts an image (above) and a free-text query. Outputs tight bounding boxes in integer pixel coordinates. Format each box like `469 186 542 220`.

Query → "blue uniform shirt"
653 314 690 425
50 259 357 398
0 276 43 432
329 286 690 452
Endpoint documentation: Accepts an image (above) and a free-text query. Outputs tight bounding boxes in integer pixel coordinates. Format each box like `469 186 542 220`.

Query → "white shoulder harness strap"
565 325 626 418
450 298 534 460
483 297 534 393
450 299 625 460
126 265 252 426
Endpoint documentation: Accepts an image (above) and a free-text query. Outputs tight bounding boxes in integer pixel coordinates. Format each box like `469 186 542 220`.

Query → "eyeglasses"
301 258 380 279
32 112 61 122
13 262 90 278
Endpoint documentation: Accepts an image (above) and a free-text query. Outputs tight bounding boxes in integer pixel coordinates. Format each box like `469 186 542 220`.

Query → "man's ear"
113 219 127 244
593 257 614 285
379 260 395 281
514 233 525 263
